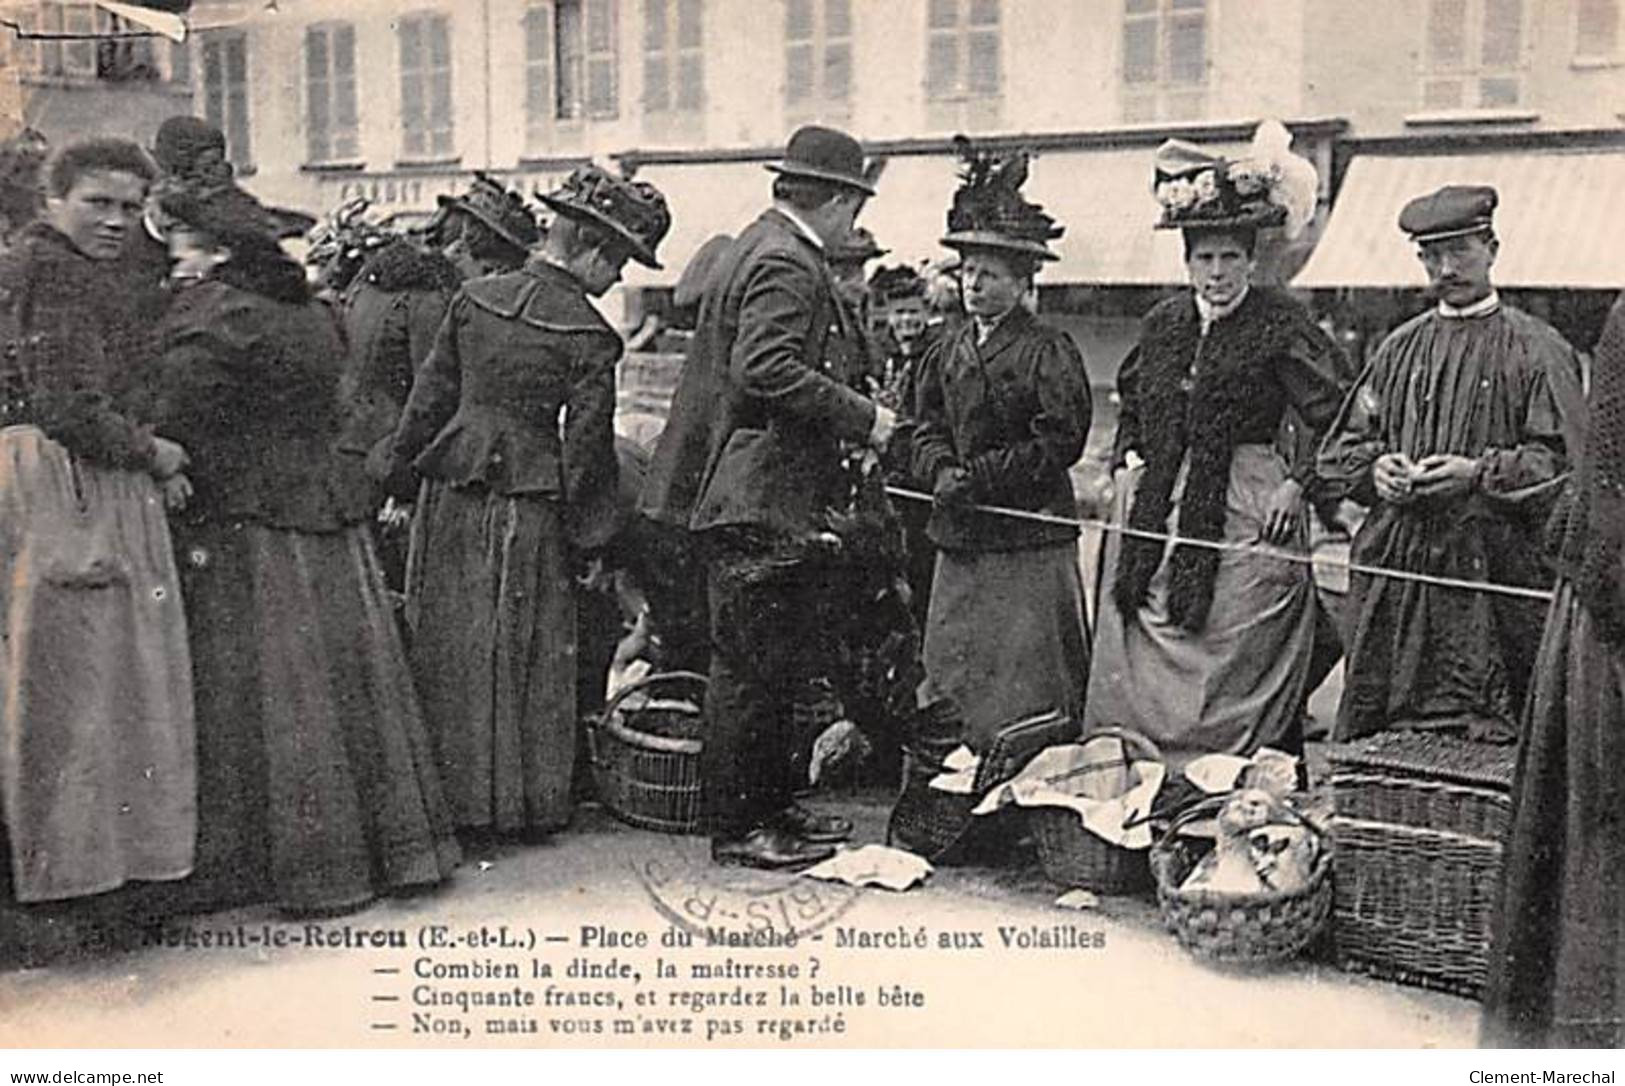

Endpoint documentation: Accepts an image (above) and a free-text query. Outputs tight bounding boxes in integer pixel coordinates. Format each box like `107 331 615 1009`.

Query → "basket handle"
601 669 709 721
1156 792 1324 847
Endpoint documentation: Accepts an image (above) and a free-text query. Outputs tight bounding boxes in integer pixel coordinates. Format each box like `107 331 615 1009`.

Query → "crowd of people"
0 113 1618 1047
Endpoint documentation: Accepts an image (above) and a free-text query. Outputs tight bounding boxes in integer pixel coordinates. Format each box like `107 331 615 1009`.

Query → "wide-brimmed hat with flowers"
940 135 1063 262
438 171 540 252
1152 120 1318 239
537 164 671 270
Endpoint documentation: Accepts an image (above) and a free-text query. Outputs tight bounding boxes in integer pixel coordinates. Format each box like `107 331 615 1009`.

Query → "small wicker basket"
588 670 706 834
1150 796 1334 964
1028 727 1163 895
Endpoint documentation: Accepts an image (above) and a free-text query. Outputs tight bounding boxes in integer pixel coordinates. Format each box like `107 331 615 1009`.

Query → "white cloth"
971 742 1165 849
927 745 979 794
802 845 932 891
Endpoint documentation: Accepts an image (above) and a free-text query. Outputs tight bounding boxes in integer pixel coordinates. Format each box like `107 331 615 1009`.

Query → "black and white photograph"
0 0 1621 1067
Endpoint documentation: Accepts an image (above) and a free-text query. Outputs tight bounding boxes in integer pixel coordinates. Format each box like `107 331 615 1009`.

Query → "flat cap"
1398 184 1497 243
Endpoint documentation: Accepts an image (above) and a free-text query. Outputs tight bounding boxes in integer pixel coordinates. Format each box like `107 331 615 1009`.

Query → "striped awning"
1294 147 1625 289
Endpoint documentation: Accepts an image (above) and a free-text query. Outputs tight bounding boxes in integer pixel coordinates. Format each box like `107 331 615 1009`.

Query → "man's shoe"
711 827 836 870
772 804 853 844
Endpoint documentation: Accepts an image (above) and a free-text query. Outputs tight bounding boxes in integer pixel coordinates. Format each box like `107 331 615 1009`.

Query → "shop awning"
1294 148 1625 289
623 141 1255 288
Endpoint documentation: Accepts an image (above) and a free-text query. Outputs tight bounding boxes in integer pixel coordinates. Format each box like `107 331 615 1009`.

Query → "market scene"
1 0 1623 1052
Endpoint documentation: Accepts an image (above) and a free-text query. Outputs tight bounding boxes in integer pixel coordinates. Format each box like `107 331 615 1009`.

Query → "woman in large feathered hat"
900 137 1093 769
1084 120 1353 769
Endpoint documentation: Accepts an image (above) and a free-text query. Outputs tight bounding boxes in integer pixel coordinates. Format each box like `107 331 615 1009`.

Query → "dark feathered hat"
940 135 1062 261
438 171 540 253
537 163 671 270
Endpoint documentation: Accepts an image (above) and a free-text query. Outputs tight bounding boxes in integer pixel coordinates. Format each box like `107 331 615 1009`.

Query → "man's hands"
933 465 974 509
1373 451 1479 505
1260 477 1305 545
868 404 898 451
1409 453 1480 500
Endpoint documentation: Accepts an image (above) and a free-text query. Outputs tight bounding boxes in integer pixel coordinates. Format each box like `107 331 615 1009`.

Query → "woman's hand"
1261 477 1305 545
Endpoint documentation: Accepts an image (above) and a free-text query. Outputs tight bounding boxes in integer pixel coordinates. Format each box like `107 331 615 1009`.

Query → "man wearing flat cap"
642 124 898 869
1318 184 1586 742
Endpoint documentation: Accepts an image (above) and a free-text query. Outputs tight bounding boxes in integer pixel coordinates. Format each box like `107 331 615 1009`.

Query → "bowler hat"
765 125 875 195
538 164 671 269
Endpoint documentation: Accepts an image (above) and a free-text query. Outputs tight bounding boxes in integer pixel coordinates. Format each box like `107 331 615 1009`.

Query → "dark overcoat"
639 208 876 539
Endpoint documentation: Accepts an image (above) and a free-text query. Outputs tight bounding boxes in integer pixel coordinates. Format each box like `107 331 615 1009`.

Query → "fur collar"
358 238 461 293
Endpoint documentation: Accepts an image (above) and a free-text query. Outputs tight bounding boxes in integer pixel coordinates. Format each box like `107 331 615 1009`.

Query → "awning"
624 142 1251 288
1294 148 1625 289
96 1 188 42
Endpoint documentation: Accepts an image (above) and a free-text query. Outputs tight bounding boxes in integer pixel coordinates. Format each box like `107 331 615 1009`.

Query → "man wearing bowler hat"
642 125 898 869
1318 184 1586 742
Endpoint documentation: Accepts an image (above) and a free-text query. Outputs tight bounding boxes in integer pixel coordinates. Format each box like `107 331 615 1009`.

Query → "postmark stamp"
633 833 862 946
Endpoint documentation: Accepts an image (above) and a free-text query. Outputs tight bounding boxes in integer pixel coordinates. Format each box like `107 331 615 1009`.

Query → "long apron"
0 425 195 903
1085 443 1315 765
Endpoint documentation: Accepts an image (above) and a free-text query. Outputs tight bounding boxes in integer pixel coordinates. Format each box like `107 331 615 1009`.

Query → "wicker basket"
588 670 706 834
1150 796 1334 964
886 708 1079 863
1327 731 1515 998
1029 727 1162 895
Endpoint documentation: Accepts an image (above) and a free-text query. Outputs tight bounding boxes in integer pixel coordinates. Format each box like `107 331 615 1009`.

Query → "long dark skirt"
1482 579 1625 1048
405 481 578 834
919 541 1089 752
169 519 459 915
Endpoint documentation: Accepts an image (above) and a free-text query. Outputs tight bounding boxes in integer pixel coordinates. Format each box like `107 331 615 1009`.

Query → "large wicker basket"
1028 727 1162 895
1150 796 1334 964
588 670 706 834
1327 730 1515 998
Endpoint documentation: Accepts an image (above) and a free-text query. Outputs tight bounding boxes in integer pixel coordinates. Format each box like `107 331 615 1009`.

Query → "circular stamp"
633 832 862 946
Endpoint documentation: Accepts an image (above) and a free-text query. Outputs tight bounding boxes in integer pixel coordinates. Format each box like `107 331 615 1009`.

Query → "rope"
883 485 1558 604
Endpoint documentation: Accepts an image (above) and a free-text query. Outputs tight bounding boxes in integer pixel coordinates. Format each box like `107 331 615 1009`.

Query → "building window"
785 0 851 119
643 0 702 114
925 0 999 102
96 13 158 81
201 31 251 168
1575 0 1621 62
25 2 97 78
1121 0 1207 122
305 23 359 164
524 3 554 147
556 0 619 121
1422 0 1528 108
398 12 454 160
